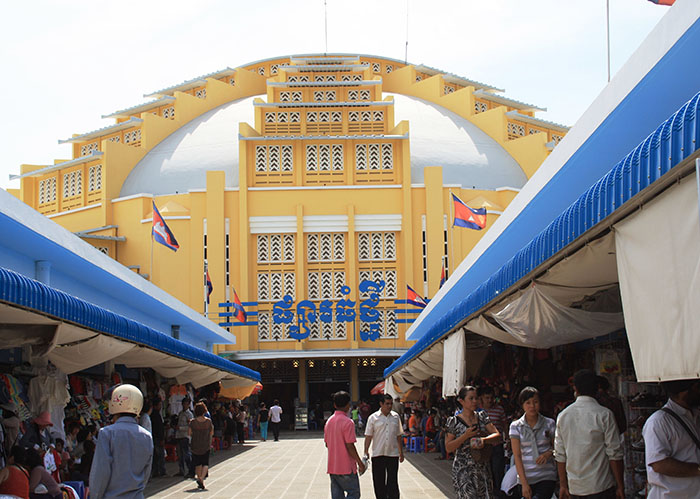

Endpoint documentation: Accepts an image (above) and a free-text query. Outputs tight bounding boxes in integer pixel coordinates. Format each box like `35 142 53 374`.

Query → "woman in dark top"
188 402 213 490
257 402 269 442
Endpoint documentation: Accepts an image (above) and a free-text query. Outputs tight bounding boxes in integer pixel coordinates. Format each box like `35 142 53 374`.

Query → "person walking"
554 369 624 499
269 400 283 442
325 391 366 499
139 400 152 434
189 402 214 490
642 379 700 498
509 387 557 499
236 405 247 445
363 393 404 499
479 385 507 496
89 384 153 498
445 385 501 498
257 402 269 442
150 398 167 478
175 396 195 478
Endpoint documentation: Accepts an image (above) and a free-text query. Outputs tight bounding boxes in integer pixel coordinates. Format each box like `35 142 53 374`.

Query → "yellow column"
206 171 225 327
238 131 251 351
347 205 359 349
424 167 444 297
350 360 359 402
295 204 306 351
298 360 307 404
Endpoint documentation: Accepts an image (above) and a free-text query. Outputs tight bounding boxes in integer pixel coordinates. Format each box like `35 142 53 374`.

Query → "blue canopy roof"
0 266 260 382
385 90 700 379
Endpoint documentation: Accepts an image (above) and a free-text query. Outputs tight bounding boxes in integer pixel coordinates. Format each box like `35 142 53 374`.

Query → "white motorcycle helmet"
108 384 144 416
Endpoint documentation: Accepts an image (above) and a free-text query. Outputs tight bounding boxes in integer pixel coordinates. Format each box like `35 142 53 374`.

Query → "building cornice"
58 117 143 144
10 152 104 180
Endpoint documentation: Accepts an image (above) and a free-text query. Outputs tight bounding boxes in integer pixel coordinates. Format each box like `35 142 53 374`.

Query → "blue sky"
0 0 670 189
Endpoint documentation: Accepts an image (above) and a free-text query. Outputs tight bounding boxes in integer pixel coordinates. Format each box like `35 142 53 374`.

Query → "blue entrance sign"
270 280 384 341
218 280 425 338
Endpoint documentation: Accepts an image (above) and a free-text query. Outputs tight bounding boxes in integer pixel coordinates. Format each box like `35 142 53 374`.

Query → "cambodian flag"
647 0 674 5
205 270 213 304
452 193 487 230
152 201 179 251
231 286 247 323
407 284 427 308
440 262 446 288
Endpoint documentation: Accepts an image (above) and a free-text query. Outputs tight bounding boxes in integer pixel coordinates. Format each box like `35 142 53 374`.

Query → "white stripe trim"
249 216 297 234
47 203 102 219
140 215 191 224
248 185 402 191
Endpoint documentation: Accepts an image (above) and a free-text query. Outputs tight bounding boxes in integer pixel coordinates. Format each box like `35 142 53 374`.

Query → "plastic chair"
164 443 178 462
408 436 424 453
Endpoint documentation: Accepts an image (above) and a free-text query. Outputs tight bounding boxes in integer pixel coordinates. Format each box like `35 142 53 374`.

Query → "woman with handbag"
445 386 502 498
509 387 557 499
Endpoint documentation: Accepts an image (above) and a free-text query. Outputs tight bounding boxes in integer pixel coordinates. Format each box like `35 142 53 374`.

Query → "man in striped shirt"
480 386 507 494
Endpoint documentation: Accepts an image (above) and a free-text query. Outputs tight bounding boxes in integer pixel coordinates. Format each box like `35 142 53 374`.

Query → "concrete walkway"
145 432 455 498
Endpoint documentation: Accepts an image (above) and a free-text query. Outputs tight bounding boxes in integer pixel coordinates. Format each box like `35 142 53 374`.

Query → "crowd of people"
0 379 288 498
325 370 700 499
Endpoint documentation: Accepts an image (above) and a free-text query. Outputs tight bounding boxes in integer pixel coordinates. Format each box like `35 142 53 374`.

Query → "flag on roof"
647 0 674 5
205 270 213 304
231 286 247 323
152 201 179 251
440 261 447 288
452 193 487 230
407 284 427 308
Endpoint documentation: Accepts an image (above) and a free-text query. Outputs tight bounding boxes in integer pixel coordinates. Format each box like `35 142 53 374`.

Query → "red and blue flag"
440 262 446 288
407 284 427 308
152 201 179 251
231 286 247 323
452 193 487 230
205 270 213 304
647 0 674 5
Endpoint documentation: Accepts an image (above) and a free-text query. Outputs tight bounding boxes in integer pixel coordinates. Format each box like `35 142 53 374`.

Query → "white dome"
388 93 526 189
120 94 526 197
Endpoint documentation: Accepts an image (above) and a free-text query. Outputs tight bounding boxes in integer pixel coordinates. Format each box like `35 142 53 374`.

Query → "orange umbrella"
370 381 385 395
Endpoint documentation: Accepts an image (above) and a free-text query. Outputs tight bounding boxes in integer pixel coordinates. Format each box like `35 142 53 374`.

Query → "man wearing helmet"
89 384 153 498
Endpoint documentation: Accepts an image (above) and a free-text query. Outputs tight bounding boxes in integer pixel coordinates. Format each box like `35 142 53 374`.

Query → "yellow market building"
11 54 567 407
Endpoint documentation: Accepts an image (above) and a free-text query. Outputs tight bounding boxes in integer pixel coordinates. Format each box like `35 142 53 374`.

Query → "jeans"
177 437 193 475
330 473 360 499
260 421 268 440
152 443 166 476
571 487 616 499
372 455 400 499
236 421 245 443
270 421 281 441
518 480 556 499
490 443 505 493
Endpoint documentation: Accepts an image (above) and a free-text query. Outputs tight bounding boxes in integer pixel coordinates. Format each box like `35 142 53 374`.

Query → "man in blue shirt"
90 384 153 498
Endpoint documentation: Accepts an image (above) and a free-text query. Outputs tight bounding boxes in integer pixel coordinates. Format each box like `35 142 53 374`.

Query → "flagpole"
204 260 209 319
606 0 611 83
448 189 455 282
150 221 154 282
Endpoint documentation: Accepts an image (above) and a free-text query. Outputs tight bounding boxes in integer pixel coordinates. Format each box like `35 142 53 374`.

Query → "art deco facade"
12 54 567 403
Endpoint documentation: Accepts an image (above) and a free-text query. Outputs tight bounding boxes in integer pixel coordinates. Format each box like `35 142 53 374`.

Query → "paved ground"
145 431 455 498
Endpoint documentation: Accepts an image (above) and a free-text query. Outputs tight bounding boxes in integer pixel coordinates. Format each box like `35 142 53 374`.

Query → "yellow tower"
13 54 567 406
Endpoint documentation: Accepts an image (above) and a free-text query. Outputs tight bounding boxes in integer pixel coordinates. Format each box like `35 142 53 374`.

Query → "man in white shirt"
363 394 404 499
554 369 624 499
269 400 283 442
642 379 700 498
